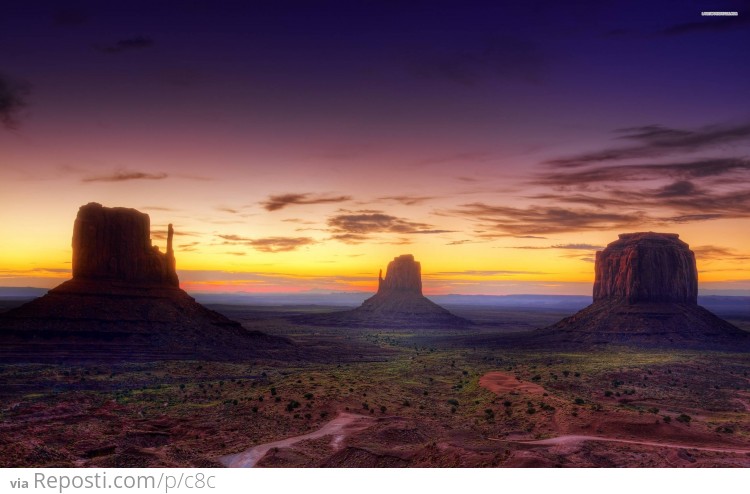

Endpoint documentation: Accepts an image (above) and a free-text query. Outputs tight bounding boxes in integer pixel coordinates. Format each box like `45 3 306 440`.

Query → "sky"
1 0 750 296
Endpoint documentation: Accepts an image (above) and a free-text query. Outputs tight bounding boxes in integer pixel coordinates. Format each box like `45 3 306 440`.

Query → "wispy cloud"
0 73 31 129
545 123 750 168
427 269 550 277
82 170 168 183
451 202 645 236
97 36 155 54
218 233 315 253
377 195 437 206
327 210 452 243
261 193 351 211
693 245 750 262
530 157 750 224
509 243 604 250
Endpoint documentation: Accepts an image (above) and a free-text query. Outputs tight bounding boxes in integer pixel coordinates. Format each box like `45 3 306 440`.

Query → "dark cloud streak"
82 170 168 182
262 193 351 211
546 123 750 168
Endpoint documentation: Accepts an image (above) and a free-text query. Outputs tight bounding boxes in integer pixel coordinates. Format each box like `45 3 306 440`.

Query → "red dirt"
479 371 546 396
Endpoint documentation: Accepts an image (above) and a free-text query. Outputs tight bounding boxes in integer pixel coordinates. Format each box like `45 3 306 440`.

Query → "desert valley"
1 204 749 468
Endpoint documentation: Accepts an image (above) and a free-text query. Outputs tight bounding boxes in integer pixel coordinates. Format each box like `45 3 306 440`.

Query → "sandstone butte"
299 254 470 329
0 203 288 362
540 232 748 349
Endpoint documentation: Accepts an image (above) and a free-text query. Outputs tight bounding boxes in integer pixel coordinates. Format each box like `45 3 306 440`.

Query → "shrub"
662 415 672 424
304 393 314 400
503 400 512 407
604 390 613 397
286 400 301 412
270 387 277 396
676 414 691 424
531 375 541 381
574 398 585 405
447 399 459 406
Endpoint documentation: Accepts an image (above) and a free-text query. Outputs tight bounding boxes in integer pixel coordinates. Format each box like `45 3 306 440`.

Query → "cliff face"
72 202 178 286
538 232 747 350
593 232 697 305
378 255 422 294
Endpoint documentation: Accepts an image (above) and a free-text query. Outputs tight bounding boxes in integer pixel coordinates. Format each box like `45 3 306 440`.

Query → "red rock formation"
539 232 747 349
378 255 423 294
72 202 178 286
0 203 289 361
593 232 697 305
304 254 469 328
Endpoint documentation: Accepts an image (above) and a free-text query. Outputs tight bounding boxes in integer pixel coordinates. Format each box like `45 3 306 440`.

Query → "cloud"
261 193 351 211
82 170 168 182
693 245 750 262
0 73 31 129
545 123 750 168
377 195 437 206
427 269 550 277
327 210 452 242
97 36 155 54
408 35 545 85
451 202 645 236
218 233 315 253
510 243 603 250
536 158 750 189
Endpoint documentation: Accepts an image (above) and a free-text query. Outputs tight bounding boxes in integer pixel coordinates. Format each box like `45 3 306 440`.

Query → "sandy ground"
479 371 546 396
515 434 750 454
220 412 374 467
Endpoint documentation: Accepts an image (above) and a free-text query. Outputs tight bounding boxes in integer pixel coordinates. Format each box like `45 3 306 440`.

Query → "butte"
534 232 748 349
299 254 469 328
0 203 288 362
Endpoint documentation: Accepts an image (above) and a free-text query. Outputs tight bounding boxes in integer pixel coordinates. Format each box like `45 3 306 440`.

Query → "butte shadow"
521 232 749 350
0 203 290 362
294 254 471 329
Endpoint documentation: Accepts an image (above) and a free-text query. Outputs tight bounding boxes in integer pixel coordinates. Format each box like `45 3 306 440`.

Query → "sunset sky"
1 1 749 296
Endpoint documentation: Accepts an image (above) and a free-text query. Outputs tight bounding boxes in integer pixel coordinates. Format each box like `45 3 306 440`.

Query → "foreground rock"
0 203 289 362
296 255 470 328
535 232 748 350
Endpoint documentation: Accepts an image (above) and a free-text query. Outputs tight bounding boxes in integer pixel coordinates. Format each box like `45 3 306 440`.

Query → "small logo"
701 11 738 16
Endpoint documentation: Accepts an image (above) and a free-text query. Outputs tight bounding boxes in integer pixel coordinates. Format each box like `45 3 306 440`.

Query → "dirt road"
221 412 374 467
